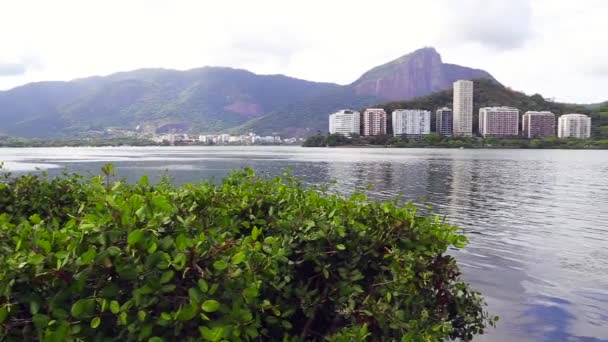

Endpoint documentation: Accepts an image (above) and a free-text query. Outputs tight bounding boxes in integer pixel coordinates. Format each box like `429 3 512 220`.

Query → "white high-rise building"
453 80 474 137
392 109 431 137
558 114 591 139
479 107 519 137
329 110 361 136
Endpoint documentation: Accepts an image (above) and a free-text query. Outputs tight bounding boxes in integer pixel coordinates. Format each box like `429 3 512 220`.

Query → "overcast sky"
0 0 606 103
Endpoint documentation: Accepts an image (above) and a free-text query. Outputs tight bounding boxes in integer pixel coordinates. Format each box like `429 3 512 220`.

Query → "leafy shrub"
0 166 496 341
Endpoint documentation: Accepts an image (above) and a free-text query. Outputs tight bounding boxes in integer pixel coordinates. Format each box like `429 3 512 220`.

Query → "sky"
0 0 606 103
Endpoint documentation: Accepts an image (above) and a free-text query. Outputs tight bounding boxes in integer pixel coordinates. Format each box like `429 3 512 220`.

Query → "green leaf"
0 306 9 324
36 240 51 254
231 252 246 265
107 246 122 256
70 298 96 319
188 287 203 303
148 338 164 342
213 260 228 271
242 286 258 299
160 270 174 284
79 249 97 265
28 254 45 265
177 303 198 321
173 253 187 270
251 226 260 241
198 279 209 293
110 300 120 314
201 300 220 313
336 244 346 250
90 317 101 329
30 300 40 314
199 326 224 342
128 230 145 246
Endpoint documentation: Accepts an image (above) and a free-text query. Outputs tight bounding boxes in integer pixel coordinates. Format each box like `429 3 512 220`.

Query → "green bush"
0 166 496 341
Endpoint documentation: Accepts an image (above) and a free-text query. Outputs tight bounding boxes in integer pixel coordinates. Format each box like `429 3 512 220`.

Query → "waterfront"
1 146 607 341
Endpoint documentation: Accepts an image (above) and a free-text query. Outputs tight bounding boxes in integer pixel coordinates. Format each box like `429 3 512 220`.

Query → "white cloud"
439 0 534 50
0 0 606 102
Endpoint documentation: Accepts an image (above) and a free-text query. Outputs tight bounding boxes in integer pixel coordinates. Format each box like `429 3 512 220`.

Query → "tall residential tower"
362 108 387 136
453 80 474 137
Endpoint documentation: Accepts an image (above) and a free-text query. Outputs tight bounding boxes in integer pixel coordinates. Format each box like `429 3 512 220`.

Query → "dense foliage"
303 134 608 149
0 166 496 341
0 136 158 148
590 105 608 139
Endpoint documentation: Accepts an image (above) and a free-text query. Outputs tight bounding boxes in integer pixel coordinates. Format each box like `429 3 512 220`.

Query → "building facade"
392 109 431 138
362 108 387 136
453 80 474 137
329 109 361 136
479 107 520 138
436 107 453 136
558 113 591 138
522 111 556 138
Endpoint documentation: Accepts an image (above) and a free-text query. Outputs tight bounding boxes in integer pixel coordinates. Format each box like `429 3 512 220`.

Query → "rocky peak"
351 47 493 101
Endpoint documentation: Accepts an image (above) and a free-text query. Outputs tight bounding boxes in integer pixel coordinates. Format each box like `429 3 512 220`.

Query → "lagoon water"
1 146 607 341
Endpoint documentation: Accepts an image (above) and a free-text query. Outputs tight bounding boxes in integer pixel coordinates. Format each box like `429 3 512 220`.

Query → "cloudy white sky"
0 0 606 103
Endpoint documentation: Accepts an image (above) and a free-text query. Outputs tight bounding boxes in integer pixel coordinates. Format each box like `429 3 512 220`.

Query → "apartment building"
479 107 520 137
362 108 387 136
392 109 431 138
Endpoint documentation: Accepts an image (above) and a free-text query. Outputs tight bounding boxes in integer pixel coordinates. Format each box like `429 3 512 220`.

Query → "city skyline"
329 80 593 139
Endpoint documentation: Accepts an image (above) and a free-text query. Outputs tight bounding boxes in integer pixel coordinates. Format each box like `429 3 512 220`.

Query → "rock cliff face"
351 47 494 101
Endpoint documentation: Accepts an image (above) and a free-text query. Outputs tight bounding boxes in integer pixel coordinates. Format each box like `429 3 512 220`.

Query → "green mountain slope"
0 47 496 138
376 78 596 135
0 68 339 137
231 87 382 136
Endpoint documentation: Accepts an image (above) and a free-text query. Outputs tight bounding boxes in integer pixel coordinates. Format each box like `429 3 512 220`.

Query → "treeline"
303 133 608 149
0 136 158 147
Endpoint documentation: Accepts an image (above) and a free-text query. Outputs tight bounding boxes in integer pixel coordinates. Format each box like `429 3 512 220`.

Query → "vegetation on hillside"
590 104 608 138
377 78 592 135
0 166 496 341
0 68 338 137
303 133 608 149
0 136 158 148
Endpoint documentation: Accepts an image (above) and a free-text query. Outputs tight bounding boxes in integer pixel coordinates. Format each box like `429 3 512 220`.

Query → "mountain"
237 48 495 135
374 78 597 135
351 47 493 101
0 68 338 137
0 47 494 138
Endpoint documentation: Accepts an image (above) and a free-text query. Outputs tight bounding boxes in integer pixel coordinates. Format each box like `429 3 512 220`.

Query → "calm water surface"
1 146 607 341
